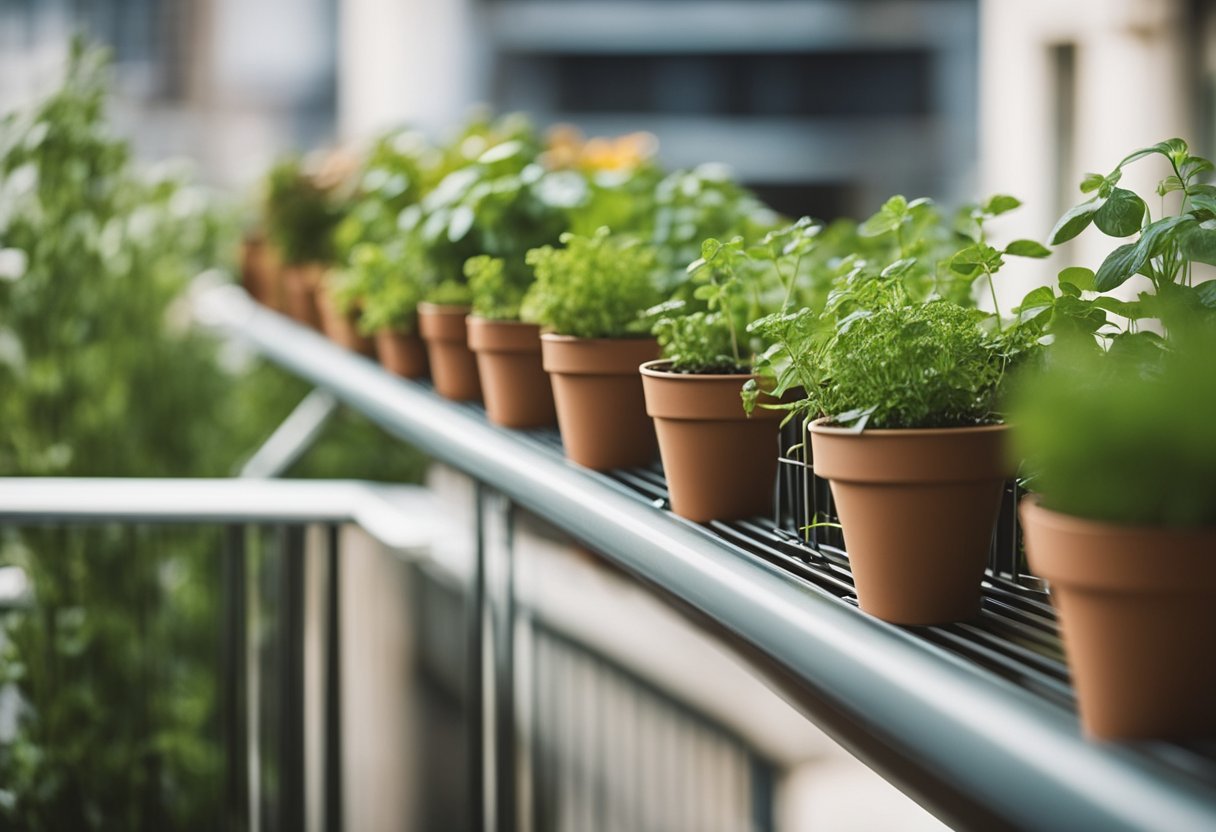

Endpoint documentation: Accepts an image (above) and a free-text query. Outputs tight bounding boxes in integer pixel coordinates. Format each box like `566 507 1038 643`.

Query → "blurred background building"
4 0 1208 236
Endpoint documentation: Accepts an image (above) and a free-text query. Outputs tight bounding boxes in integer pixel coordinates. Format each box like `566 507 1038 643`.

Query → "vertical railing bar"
221 524 250 832
469 483 487 832
495 499 517 832
279 524 307 832
324 524 343 832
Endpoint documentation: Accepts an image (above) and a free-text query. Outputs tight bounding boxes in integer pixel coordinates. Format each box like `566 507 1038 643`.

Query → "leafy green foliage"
749 195 1046 426
651 217 827 373
523 228 661 338
1050 137 1216 293
425 279 474 307
0 43 424 831
818 298 1005 429
1010 312 1216 527
466 255 521 320
263 155 347 265
346 242 428 334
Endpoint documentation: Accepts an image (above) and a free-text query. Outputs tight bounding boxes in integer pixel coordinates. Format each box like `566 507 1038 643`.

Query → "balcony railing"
184 281 1216 831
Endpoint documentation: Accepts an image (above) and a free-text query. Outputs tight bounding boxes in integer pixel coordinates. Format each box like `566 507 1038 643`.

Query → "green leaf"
1093 242 1142 292
447 204 475 242
950 243 1003 275
1117 138 1188 168
1058 266 1095 291
1092 296 1144 319
1188 190 1216 216
1049 199 1102 244
1157 175 1185 196
1093 215 1193 290
1058 282 1081 298
983 194 1022 216
1196 280 1216 308
1179 223 1216 266
1093 188 1146 237
1017 285 1056 312
1004 239 1051 258
880 257 916 278
1079 173 1105 194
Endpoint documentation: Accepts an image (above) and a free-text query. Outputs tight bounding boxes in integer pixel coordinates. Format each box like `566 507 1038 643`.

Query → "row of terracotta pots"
271 271 1210 743
408 307 788 525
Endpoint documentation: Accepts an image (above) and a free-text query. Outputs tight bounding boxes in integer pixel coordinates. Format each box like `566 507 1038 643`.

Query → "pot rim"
467 315 538 328
417 301 471 316
639 358 757 381
540 332 657 346
1021 493 1216 537
808 415 1007 438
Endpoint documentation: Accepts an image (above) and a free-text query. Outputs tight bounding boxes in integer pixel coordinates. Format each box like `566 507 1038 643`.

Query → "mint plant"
523 228 661 338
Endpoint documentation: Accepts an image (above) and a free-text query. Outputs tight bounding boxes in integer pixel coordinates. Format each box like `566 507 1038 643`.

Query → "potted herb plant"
782 195 1050 624
1014 313 1216 740
352 242 429 378
313 267 374 356
525 228 663 469
1012 139 1216 740
263 155 347 330
640 219 821 522
464 255 556 428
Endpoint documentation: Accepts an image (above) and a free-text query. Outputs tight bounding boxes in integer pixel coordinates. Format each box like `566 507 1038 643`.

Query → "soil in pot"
281 262 325 330
809 420 1010 625
467 317 556 429
418 303 481 401
640 360 784 522
541 334 659 470
316 285 375 357
1021 496 1216 740
375 330 428 379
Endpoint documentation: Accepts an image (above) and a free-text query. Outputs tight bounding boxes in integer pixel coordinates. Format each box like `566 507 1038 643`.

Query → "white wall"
338 0 485 142
979 0 1190 306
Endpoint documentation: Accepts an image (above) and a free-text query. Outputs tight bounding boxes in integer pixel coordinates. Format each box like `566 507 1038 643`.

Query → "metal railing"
0 478 430 832
191 281 1216 832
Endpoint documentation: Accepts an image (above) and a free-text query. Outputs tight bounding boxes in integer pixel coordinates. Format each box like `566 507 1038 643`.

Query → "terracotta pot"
240 235 278 307
467 317 556 429
640 360 784 522
540 334 660 470
281 262 325 330
418 303 481 401
316 285 375 357
1021 496 1216 740
375 330 428 379
808 420 1010 625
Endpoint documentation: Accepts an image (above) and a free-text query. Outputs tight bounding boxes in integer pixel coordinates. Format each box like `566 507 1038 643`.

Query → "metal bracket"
238 389 339 479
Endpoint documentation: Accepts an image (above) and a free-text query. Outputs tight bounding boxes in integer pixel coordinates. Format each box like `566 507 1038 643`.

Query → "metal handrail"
195 283 1216 832
0 478 432 552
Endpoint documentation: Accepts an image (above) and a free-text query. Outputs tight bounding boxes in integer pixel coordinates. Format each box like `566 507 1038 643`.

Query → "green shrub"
523 228 661 338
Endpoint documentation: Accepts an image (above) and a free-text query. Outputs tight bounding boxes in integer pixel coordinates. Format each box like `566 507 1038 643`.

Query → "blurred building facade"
5 0 1215 231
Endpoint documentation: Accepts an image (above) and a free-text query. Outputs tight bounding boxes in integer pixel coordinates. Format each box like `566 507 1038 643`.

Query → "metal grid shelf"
439 395 1216 795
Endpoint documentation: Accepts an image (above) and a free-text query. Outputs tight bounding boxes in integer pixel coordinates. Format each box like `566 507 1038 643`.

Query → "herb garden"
5 38 1216 832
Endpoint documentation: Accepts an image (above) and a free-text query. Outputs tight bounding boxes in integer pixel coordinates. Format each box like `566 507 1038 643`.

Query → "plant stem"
985 270 1002 320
